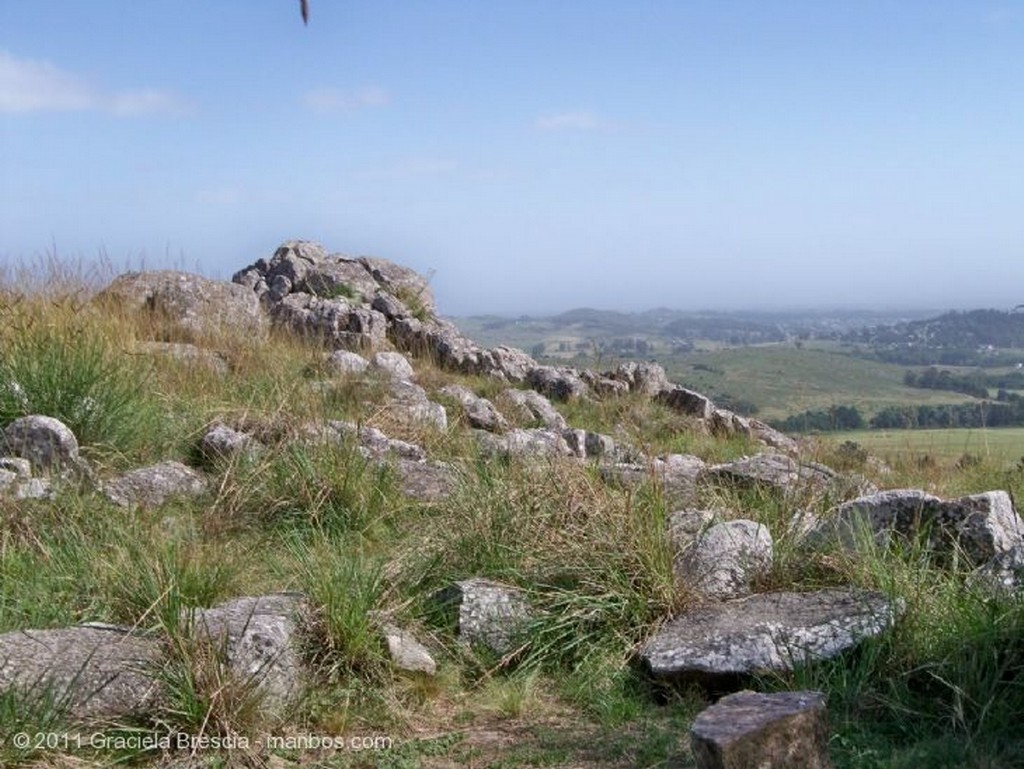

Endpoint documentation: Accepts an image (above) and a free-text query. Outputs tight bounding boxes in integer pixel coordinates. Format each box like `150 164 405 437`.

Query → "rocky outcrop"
439 384 509 433
690 690 832 769
641 588 899 684
324 349 370 376
499 388 567 430
703 453 872 503
805 489 1024 566
98 270 267 341
602 454 706 508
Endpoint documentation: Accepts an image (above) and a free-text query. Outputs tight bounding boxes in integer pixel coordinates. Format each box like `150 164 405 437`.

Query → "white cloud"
0 49 190 116
301 85 390 113
535 111 607 131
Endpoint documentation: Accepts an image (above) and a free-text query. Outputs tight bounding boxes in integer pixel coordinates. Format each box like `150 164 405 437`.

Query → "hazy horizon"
3 2 1023 316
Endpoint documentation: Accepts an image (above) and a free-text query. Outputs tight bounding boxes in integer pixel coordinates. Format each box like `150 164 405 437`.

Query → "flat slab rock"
103 460 208 509
641 588 898 683
0 625 163 721
691 690 831 769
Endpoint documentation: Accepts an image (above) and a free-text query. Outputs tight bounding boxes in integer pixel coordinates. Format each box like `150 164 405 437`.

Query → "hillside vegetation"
2 255 1024 769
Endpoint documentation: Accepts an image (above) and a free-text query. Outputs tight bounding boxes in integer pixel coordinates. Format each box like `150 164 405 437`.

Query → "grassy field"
829 427 1024 466
3 274 1024 768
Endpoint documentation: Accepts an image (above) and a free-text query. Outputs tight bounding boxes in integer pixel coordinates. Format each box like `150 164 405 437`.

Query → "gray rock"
270 292 387 350
581 372 631 397
324 349 369 376
394 459 456 503
1 415 80 474
359 255 436 313
690 690 832 769
500 388 567 430
369 351 416 381
603 454 706 508
437 579 532 656
969 545 1024 593
668 509 718 546
641 588 899 683
199 423 263 464
656 386 715 419
98 270 267 341
562 429 616 459
189 593 307 715
0 625 163 721
808 489 1024 566
611 361 671 396
104 461 208 510
477 428 574 459
440 385 509 433
749 419 800 453
381 623 436 675
527 365 588 402
0 457 50 500
703 453 866 502
676 520 773 600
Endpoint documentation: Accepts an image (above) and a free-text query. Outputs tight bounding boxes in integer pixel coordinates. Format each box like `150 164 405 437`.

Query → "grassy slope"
829 426 1024 465
2 278 1024 768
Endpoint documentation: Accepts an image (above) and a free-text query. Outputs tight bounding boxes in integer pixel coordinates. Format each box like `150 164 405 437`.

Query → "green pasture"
830 427 1024 465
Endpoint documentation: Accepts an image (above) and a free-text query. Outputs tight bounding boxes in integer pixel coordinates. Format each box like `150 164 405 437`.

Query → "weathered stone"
611 361 671 396
325 349 369 376
104 461 208 510
270 292 387 350
135 341 230 375
1 415 80 474
603 454 706 508
381 623 436 675
807 489 1024 566
359 255 436 312
477 428 574 459
969 545 1024 593
437 578 532 656
486 346 536 383
369 351 416 381
0 457 47 499
582 371 631 397
676 520 773 600
394 459 456 503
304 421 426 462
668 509 718 547
703 454 868 503
199 423 263 464
641 588 899 683
500 388 567 430
749 419 800 453
98 270 267 341
385 384 448 431
656 386 715 419
371 291 411 320
690 690 832 769
440 385 508 433
0 625 163 721
189 593 307 715
527 365 588 402
562 429 616 459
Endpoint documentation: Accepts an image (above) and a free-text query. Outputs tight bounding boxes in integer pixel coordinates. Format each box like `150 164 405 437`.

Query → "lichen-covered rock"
0 456 51 500
807 489 1024 566
393 459 456 503
270 292 388 350
437 578 532 656
1 415 81 474
562 428 616 459
381 623 437 675
526 365 588 402
610 361 672 396
440 384 509 433
0 624 163 721
104 460 208 510
656 385 715 419
603 454 706 508
690 690 832 769
641 588 899 684
199 423 263 464
98 270 267 341
325 349 369 376
476 428 574 459
369 351 416 381
385 381 448 431
676 520 773 600
969 545 1024 593
703 453 869 503
500 388 567 430
189 593 307 715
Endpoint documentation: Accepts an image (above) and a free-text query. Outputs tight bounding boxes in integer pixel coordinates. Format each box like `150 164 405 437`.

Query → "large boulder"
603 454 706 508
703 453 871 503
436 578 532 656
806 489 1024 566
526 365 588 402
500 388 567 430
98 270 267 341
641 588 899 685
440 384 509 433
270 292 388 351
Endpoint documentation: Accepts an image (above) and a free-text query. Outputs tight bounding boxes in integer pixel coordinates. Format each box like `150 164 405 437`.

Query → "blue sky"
2 1 1023 315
